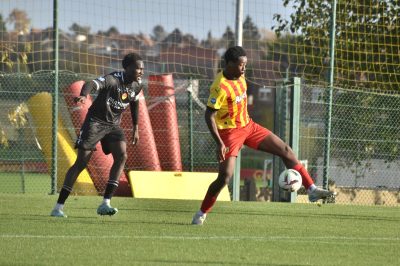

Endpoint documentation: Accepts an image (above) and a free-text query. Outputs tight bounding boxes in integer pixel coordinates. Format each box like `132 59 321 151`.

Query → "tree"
7 9 30 34
222 26 235 48
162 28 183 47
271 0 400 177
98 26 119 36
243 15 261 47
273 0 399 91
152 25 167 42
0 14 6 33
69 23 90 36
182 33 198 46
0 10 31 72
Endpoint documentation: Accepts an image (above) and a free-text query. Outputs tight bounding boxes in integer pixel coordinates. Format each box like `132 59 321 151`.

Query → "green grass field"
1 194 399 265
0 172 50 194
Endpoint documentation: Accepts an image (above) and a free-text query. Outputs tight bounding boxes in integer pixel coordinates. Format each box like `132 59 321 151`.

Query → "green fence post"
188 77 194 172
231 0 244 202
51 0 59 195
272 78 288 202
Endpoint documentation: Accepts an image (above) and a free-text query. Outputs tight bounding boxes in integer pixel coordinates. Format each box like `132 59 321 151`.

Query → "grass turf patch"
0 194 399 265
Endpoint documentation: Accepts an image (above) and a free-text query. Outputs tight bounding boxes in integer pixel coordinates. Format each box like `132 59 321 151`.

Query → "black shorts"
75 116 126 155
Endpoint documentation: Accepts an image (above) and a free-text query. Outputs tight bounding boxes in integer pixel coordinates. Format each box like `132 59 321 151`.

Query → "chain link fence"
299 84 400 205
0 0 399 205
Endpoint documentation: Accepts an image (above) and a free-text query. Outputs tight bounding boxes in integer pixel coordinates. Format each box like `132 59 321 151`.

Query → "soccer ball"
278 169 302 192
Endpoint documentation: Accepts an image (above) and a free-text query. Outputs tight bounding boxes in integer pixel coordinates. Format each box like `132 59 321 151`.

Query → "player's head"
223 46 247 79
122 53 144 83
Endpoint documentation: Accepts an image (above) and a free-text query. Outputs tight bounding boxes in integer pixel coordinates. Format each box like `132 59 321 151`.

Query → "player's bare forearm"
205 108 222 145
205 107 226 161
132 124 139 145
130 100 139 125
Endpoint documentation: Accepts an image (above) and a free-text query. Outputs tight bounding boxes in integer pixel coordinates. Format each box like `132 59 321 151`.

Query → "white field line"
1 234 399 242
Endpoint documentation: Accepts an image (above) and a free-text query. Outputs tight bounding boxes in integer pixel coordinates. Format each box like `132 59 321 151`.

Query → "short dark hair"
224 46 246 64
122 53 143 69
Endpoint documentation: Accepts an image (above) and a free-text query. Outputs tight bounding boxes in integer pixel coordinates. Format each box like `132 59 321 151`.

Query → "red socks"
292 164 314 190
200 192 219 213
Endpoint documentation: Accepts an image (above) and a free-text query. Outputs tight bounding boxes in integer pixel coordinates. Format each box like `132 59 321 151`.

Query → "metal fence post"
322 0 337 190
290 77 301 202
231 0 244 201
51 0 59 194
187 77 194 172
272 78 289 201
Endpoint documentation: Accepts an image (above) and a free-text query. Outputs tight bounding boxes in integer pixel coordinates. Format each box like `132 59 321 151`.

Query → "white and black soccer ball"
278 169 302 192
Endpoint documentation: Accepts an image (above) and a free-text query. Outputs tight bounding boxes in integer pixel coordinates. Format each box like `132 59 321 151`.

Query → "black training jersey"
88 71 142 124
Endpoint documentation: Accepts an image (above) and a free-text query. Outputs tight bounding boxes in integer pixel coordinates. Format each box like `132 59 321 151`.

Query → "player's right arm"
205 107 226 162
74 75 115 103
206 84 227 162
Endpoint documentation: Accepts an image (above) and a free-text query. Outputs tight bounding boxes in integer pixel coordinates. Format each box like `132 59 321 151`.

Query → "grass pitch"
0 194 399 265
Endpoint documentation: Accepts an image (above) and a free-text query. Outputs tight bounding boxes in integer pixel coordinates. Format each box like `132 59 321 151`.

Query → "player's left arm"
74 81 96 104
129 98 139 145
75 75 113 103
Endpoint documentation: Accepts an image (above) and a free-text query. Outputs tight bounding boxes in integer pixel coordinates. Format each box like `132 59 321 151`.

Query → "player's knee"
211 176 229 192
73 160 88 172
218 172 233 186
113 152 127 165
282 145 296 160
119 152 128 163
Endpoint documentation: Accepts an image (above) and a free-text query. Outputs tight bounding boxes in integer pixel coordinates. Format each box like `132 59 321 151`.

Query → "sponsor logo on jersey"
235 92 247 103
107 97 129 110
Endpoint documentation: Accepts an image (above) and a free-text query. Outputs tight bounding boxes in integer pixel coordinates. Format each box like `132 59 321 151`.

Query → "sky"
0 0 293 40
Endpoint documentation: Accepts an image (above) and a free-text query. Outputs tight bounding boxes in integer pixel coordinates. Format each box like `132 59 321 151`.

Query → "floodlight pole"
232 0 243 201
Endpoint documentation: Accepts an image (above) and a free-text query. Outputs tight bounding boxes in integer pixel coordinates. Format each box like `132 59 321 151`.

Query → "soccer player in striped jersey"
192 46 335 225
50 53 144 218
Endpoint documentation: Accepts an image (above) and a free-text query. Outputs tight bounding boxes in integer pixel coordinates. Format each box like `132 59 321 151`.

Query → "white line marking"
1 234 398 242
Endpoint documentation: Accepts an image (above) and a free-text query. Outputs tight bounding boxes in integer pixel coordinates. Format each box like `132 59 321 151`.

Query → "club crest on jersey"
210 98 217 104
121 92 128 100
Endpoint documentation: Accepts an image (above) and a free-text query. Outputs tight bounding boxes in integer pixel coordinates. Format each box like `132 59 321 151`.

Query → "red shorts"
218 119 271 157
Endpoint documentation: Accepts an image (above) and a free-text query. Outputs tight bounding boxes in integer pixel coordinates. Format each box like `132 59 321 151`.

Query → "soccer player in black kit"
51 53 144 217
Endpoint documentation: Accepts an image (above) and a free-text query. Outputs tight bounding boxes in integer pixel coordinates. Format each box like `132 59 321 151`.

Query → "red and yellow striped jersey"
207 72 250 129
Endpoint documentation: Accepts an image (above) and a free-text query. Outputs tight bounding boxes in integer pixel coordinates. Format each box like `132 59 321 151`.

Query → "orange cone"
121 90 161 171
148 74 182 171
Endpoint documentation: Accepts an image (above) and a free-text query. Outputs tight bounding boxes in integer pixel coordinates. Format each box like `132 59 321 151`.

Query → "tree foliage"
151 25 167 42
69 23 90 36
243 15 261 43
272 0 399 91
271 0 400 169
222 26 235 48
98 26 119 36
0 14 6 33
7 8 30 34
